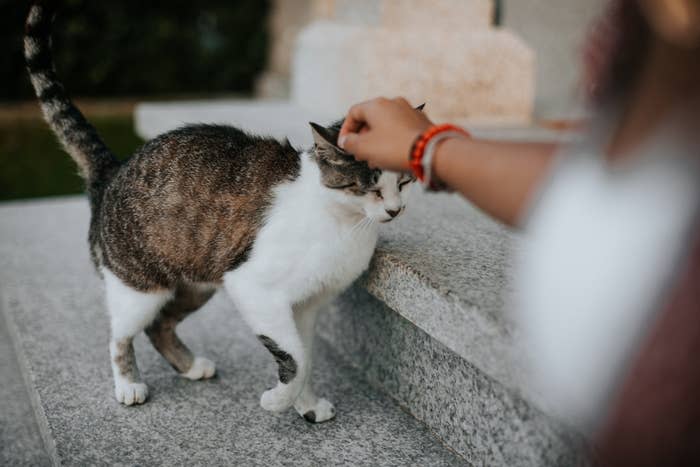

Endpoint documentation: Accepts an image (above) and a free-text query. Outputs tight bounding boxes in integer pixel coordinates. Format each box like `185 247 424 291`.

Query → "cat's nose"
386 208 400 218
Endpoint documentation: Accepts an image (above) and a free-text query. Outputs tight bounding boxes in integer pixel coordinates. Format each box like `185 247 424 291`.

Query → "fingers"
339 97 394 150
337 96 426 172
339 99 374 139
337 131 365 157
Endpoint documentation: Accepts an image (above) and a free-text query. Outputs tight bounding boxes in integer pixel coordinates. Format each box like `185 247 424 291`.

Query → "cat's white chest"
226 156 379 305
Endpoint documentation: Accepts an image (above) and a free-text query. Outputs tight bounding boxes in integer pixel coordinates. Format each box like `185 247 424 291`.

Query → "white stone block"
315 0 492 30
292 21 534 124
380 0 492 31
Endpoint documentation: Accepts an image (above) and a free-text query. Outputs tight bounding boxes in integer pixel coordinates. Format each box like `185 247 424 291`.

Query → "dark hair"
582 0 652 104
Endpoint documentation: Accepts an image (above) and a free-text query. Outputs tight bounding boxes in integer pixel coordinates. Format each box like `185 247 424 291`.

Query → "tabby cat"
24 2 416 422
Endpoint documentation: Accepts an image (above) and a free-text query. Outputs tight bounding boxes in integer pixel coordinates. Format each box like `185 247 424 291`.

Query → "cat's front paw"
296 397 336 423
260 385 295 412
182 356 216 380
115 381 149 406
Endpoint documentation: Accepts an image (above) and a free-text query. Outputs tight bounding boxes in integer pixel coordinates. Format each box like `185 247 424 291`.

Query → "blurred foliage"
0 116 143 201
1 0 270 100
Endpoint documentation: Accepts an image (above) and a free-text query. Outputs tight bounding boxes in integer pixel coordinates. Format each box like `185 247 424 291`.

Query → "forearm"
432 138 558 227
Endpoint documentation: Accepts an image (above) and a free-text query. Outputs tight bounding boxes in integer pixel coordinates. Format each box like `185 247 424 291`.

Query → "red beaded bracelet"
409 124 470 190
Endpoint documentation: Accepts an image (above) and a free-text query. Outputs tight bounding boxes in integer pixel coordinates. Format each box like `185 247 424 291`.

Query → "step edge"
362 248 554 414
1 293 61 467
317 287 588 465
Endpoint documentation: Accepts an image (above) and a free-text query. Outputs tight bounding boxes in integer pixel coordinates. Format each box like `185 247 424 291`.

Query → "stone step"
317 194 584 465
0 197 467 466
133 99 584 464
0 310 51 466
134 98 571 145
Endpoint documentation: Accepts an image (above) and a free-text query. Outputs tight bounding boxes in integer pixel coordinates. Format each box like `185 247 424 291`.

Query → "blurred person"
336 0 700 464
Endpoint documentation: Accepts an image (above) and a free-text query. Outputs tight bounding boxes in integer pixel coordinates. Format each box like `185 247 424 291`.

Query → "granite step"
0 197 467 466
0 310 51 466
135 99 584 464
314 192 585 465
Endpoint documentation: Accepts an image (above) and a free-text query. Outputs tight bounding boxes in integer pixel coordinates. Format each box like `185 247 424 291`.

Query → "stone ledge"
135 99 569 143
318 286 583 465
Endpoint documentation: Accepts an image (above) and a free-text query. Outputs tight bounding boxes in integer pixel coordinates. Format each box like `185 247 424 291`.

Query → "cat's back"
97 124 301 289
123 124 299 193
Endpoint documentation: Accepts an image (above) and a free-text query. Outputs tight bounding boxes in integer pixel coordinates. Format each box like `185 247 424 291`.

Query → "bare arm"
431 138 557 226
338 97 558 227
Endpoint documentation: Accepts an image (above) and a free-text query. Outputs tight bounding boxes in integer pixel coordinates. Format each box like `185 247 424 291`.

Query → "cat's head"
309 120 416 223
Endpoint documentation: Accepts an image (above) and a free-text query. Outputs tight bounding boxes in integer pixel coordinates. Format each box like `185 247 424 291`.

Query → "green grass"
0 116 143 201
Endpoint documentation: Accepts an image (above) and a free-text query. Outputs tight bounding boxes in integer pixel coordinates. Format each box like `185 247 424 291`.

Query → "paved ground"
0 311 50 466
0 196 466 466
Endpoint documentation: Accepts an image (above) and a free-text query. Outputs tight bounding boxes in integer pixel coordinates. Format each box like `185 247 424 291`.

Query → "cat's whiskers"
350 216 377 238
349 216 371 236
349 217 368 234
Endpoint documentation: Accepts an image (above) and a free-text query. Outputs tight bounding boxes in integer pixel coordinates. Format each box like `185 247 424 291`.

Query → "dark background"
0 0 271 201
1 0 270 100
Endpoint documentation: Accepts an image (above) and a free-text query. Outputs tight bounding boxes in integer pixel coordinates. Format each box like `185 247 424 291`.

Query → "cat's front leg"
292 303 336 423
225 280 307 412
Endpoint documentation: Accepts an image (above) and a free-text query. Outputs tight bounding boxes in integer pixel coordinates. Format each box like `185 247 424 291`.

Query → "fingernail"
338 135 347 148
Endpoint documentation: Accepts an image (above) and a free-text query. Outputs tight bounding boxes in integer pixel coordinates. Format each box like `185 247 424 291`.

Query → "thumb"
338 132 362 154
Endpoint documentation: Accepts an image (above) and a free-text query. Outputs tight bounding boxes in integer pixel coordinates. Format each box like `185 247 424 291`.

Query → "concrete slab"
0 311 51 467
319 286 584 465
0 197 466 466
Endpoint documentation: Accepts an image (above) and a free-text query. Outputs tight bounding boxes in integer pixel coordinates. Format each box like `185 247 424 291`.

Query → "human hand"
338 97 433 172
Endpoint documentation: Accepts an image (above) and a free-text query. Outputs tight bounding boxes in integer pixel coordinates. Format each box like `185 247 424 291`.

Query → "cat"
24 1 415 423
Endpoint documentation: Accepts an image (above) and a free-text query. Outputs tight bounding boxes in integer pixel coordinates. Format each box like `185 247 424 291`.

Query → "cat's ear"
310 122 355 165
415 103 426 112
310 122 339 148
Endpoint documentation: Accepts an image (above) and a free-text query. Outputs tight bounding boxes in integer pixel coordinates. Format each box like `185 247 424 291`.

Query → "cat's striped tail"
24 1 119 187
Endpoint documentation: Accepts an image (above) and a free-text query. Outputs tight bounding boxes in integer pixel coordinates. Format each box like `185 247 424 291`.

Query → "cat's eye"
330 183 356 190
371 189 383 199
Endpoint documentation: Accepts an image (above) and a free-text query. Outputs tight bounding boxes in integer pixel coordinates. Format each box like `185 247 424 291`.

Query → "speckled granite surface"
0 197 465 466
0 311 51 467
367 189 547 410
318 286 585 465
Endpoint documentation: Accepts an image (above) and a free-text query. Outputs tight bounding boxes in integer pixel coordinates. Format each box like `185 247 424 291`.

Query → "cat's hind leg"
145 284 217 380
103 268 173 406
225 279 306 413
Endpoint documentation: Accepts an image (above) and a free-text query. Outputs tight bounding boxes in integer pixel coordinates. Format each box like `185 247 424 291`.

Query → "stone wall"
257 0 607 120
503 0 607 116
291 0 533 124
255 0 314 98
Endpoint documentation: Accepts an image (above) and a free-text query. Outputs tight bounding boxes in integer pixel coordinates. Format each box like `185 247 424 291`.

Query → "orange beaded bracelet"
409 124 470 190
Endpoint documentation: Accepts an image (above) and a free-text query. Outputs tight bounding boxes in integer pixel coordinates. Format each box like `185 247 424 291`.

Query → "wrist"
431 137 462 188
408 124 470 190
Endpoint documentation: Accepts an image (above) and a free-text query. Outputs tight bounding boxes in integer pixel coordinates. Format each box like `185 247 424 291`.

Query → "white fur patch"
225 153 381 306
27 6 42 26
102 268 172 339
23 36 40 59
182 357 216 380
223 153 410 415
112 374 149 406
29 72 53 94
